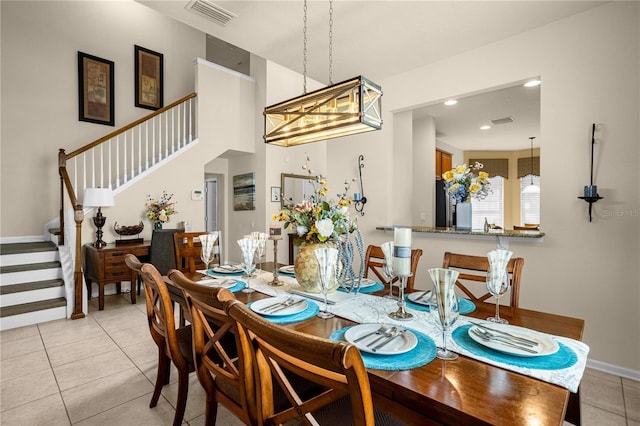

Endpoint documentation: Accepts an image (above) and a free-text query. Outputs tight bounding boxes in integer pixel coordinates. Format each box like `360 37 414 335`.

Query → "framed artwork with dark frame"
134 45 163 110
78 51 114 126
233 173 256 211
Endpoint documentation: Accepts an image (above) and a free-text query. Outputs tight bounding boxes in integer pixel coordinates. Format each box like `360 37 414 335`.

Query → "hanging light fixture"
522 136 540 194
264 0 383 147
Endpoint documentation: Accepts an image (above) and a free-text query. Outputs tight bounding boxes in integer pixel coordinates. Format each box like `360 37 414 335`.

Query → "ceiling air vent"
186 0 238 26
490 116 514 125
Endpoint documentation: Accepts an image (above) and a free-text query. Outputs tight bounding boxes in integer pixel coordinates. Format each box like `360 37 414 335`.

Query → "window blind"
520 175 541 225
472 176 503 229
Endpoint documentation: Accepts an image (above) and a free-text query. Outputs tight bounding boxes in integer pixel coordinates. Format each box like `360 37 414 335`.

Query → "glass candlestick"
388 273 413 321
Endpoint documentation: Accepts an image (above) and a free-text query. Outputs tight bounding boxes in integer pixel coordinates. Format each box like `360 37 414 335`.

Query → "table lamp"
83 188 115 248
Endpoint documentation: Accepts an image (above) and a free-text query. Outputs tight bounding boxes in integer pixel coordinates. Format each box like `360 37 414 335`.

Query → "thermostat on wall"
191 189 204 201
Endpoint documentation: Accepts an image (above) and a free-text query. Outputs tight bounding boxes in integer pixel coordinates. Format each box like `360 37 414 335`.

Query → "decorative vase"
455 202 472 229
154 221 163 230
294 242 339 293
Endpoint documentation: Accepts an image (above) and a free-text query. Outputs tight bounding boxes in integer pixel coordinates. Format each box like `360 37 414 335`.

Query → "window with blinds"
472 176 503 229
520 175 540 224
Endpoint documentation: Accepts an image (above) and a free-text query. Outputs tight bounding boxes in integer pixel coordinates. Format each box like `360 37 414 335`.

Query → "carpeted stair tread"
0 279 64 295
0 261 61 274
0 241 57 255
1 297 66 318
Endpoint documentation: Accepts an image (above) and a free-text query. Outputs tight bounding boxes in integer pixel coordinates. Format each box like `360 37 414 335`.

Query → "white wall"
327 2 639 373
1 1 205 237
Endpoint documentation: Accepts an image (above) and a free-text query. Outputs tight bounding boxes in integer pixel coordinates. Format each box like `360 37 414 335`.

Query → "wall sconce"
354 155 367 216
578 123 603 222
83 188 115 248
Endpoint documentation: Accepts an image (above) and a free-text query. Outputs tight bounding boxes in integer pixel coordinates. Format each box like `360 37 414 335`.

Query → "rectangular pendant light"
264 75 382 147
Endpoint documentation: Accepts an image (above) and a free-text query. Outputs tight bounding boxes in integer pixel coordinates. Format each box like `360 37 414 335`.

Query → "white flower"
316 218 335 238
296 225 308 236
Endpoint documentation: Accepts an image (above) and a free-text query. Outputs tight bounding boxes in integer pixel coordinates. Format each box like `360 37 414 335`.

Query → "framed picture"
78 52 114 126
271 187 281 202
233 173 255 211
134 45 163 110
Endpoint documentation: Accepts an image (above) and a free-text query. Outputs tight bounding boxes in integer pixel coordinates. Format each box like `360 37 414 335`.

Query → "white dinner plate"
407 291 433 306
345 324 418 356
279 265 295 274
196 278 236 288
250 297 307 317
342 278 376 289
212 265 244 274
468 324 559 357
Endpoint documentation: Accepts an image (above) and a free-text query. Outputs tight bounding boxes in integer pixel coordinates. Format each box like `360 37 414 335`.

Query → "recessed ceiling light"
480 125 491 130
444 99 458 106
524 80 541 87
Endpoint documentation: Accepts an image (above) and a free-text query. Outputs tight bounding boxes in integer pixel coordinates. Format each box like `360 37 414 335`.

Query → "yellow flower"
469 183 481 194
318 179 326 185
323 185 329 192
442 170 454 182
455 165 467 174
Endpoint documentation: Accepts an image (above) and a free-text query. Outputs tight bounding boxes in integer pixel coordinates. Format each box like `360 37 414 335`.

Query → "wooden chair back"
173 232 219 273
364 245 423 291
225 300 375 426
442 251 525 307
169 270 256 425
513 225 540 231
124 254 193 426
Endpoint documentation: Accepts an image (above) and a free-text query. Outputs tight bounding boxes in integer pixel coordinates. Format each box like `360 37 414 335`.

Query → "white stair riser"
1 286 65 307
0 268 62 286
0 251 59 267
0 306 67 331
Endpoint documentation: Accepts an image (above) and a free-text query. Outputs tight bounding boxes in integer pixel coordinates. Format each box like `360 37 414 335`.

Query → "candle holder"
388 273 413 321
268 236 283 286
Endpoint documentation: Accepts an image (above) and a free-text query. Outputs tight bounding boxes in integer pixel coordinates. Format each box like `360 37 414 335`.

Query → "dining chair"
225 299 407 426
168 270 254 426
442 251 525 307
173 231 218 273
124 254 194 426
364 245 423 292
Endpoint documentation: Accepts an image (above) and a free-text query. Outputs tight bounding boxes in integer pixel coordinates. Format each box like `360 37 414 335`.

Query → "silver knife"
470 322 539 346
268 299 304 314
372 329 406 352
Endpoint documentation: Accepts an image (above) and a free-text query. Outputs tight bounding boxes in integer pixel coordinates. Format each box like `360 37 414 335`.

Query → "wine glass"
200 232 219 272
238 238 258 293
428 268 460 360
380 241 396 299
314 247 338 319
486 267 509 324
254 234 267 272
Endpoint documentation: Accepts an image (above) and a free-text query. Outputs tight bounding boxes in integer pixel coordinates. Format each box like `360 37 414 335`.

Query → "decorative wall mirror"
280 173 314 208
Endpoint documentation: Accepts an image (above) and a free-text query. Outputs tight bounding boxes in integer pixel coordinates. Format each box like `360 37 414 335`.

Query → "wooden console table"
82 241 151 310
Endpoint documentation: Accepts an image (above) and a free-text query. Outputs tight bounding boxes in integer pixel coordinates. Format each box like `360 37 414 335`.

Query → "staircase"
0 239 67 330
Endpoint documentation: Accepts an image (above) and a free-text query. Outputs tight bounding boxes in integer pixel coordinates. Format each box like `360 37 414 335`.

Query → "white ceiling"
139 0 604 150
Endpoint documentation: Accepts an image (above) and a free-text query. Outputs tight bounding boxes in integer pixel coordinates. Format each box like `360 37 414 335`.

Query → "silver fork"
262 297 294 312
352 325 390 343
471 329 538 354
372 328 407 352
367 326 397 348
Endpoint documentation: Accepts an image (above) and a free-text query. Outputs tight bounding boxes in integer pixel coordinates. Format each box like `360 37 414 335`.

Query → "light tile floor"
1 292 638 425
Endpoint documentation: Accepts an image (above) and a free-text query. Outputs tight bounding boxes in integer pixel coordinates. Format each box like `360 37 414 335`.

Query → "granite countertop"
375 226 545 238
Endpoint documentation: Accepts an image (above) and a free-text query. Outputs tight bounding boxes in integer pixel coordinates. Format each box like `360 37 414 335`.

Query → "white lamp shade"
522 184 540 194
83 188 115 207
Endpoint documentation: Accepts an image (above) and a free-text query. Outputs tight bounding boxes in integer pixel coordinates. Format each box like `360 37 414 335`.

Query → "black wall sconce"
354 155 367 215
578 123 603 222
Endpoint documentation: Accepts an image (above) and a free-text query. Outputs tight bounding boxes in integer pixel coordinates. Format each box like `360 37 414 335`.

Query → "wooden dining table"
164 264 584 426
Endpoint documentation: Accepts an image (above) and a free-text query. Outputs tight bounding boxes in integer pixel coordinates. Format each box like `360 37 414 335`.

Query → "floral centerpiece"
442 162 491 203
145 191 177 229
273 157 358 292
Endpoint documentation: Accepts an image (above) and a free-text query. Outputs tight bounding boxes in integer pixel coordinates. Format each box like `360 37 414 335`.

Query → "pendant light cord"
328 0 333 85
529 136 535 185
303 0 308 94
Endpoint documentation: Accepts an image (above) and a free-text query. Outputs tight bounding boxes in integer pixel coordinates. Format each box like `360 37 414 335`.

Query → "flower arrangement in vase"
145 191 177 229
273 157 358 292
442 162 491 203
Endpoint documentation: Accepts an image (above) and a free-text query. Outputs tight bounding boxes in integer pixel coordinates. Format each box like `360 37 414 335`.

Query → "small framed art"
271 187 281 202
78 51 114 126
134 45 163 110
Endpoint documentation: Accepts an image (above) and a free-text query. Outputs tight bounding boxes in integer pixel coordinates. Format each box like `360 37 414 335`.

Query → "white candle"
393 227 412 276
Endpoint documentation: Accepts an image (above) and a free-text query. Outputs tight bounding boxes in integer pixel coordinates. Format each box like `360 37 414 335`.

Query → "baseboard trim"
587 358 640 381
